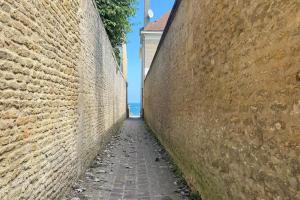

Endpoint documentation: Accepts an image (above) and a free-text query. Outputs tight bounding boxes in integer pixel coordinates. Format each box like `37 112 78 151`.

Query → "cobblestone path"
64 118 190 200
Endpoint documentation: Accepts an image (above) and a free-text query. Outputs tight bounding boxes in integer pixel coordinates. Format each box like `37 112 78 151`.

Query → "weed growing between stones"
190 191 202 200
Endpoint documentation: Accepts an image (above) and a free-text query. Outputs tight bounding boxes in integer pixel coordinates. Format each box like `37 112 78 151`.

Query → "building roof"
144 11 171 31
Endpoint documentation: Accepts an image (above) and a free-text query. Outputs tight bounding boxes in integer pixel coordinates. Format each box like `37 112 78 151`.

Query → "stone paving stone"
63 119 190 200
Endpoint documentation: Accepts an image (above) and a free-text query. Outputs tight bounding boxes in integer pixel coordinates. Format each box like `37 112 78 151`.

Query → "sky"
126 0 175 103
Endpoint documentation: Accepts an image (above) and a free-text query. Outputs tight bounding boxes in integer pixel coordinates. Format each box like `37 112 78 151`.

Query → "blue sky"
126 0 175 103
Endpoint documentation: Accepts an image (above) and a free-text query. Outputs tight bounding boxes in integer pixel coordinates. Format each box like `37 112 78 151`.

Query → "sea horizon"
128 102 141 117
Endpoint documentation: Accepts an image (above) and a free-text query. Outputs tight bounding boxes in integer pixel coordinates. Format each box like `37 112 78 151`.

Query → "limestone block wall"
0 0 126 199
144 0 300 200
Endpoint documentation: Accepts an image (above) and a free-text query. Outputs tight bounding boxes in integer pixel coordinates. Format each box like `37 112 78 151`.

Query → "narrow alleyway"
64 119 190 200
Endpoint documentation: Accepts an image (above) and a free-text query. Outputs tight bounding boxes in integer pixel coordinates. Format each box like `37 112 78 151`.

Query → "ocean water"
129 103 141 117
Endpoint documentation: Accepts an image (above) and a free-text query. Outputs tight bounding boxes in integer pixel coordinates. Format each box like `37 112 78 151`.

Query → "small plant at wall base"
95 0 136 63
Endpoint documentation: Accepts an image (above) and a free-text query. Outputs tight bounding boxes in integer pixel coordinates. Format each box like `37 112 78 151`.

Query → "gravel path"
64 118 190 200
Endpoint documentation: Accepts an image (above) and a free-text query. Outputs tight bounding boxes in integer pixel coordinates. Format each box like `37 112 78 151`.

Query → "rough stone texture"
0 1 126 200
144 1 300 200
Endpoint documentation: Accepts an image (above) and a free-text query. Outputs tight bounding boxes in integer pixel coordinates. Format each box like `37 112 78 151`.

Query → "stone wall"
144 1 300 200
0 0 126 199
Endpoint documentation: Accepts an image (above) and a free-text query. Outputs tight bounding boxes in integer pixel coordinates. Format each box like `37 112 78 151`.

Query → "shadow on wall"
75 0 127 184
